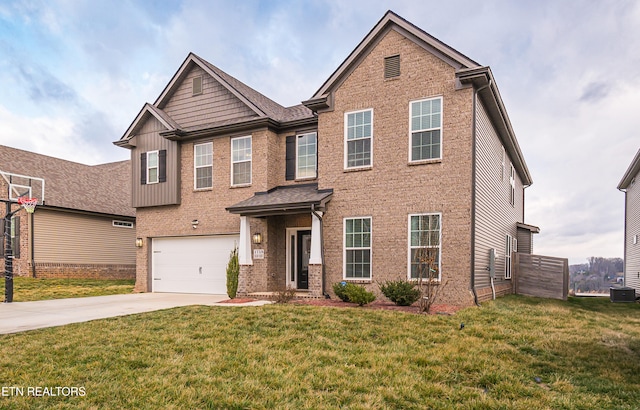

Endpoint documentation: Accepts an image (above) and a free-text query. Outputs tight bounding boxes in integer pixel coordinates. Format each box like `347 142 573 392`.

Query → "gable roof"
115 53 314 148
0 145 134 217
226 183 333 217
618 148 640 190
302 10 532 186
304 10 480 109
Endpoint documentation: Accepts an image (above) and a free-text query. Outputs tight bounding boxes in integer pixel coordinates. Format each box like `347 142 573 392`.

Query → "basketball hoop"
17 197 38 214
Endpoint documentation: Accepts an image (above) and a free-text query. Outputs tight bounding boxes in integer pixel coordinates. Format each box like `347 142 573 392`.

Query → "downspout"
311 205 327 297
471 79 492 306
618 186 627 287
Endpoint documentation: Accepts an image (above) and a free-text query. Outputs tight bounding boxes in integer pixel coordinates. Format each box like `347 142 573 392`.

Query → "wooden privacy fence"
514 253 569 300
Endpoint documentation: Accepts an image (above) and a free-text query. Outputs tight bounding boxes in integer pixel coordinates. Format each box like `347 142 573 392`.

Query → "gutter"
470 79 492 306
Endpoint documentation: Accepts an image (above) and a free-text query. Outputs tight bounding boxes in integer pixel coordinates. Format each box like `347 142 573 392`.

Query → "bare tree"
414 238 447 313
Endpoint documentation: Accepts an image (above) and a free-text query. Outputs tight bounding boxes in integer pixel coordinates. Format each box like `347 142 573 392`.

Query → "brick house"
618 149 640 293
115 11 538 305
0 145 136 279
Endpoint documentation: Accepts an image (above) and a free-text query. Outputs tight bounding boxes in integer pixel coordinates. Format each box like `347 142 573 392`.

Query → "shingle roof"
0 145 134 217
226 184 333 216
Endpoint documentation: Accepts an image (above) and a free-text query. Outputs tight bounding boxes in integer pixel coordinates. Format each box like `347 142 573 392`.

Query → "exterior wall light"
252 232 262 244
192 220 199 229
135 238 143 248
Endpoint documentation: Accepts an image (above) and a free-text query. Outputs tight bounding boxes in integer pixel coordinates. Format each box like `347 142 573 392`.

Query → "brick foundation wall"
475 282 513 303
30 263 135 280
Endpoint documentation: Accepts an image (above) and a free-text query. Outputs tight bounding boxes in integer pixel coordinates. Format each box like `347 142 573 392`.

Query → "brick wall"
316 29 475 307
31 263 135 279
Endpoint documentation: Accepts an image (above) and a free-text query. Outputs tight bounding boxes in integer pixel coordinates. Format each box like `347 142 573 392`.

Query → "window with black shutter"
285 136 296 180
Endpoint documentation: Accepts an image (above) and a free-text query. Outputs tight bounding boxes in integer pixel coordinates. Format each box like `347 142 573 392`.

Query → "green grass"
0 295 638 409
2 277 135 302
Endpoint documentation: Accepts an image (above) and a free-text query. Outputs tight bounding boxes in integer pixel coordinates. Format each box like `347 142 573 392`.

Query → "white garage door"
152 235 238 294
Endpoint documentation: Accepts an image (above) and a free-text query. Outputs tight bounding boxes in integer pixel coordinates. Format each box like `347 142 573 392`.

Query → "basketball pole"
3 200 23 303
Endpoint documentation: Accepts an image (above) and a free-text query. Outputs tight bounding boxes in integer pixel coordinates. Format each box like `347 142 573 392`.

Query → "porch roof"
226 183 333 217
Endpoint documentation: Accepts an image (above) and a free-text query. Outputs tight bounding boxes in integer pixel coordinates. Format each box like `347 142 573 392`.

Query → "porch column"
239 216 253 265
310 211 323 264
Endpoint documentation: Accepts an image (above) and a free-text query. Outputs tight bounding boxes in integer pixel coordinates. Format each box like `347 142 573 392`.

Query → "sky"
0 0 638 264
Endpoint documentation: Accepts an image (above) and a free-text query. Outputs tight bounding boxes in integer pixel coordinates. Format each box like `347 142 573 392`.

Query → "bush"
274 286 296 304
344 284 376 306
226 246 239 299
333 282 352 302
379 280 420 306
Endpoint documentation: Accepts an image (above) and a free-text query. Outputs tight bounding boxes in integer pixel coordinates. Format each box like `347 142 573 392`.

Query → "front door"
297 230 311 290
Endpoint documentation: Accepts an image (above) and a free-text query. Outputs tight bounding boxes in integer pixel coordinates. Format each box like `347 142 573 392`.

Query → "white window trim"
230 135 252 187
146 150 159 185
509 164 516 206
505 234 513 279
633 234 638 245
194 142 213 190
296 132 317 180
112 220 134 228
408 96 443 163
407 213 442 281
344 108 373 170
343 216 372 280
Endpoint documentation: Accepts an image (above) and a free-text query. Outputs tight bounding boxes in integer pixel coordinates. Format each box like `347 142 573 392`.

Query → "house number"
253 249 264 259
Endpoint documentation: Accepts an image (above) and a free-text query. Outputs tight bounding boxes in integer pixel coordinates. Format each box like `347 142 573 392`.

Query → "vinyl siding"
34 209 136 265
131 116 181 207
624 174 640 291
162 65 258 128
517 227 532 254
474 98 524 290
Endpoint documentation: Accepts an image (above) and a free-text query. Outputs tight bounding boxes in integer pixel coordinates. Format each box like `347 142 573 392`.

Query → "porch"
225 184 333 298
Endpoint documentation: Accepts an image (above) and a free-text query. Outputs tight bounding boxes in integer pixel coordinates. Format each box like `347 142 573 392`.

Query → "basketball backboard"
0 170 45 204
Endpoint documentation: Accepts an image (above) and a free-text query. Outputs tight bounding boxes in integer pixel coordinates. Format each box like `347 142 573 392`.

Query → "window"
231 136 252 186
146 150 159 184
510 164 516 206
344 217 371 279
140 150 166 185
410 97 442 161
112 220 134 228
501 147 505 180
384 55 400 78
634 234 638 245
192 76 202 95
408 214 441 280
345 109 372 168
297 132 317 179
505 234 513 279
194 142 213 189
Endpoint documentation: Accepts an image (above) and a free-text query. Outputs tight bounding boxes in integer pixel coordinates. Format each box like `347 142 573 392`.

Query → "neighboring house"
0 145 135 279
618 149 640 293
115 10 538 305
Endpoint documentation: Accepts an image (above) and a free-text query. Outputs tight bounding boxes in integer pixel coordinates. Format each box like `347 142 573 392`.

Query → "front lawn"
0 296 638 409
2 277 135 302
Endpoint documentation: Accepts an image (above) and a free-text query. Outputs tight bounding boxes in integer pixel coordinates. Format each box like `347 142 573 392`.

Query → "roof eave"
617 149 640 190
458 67 533 186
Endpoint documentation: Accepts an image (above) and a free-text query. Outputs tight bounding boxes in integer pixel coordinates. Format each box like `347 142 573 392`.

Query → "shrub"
274 286 296 304
333 282 351 302
343 284 376 306
226 246 239 299
379 280 420 306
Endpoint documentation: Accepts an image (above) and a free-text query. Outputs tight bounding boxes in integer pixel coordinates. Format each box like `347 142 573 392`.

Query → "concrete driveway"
0 293 270 334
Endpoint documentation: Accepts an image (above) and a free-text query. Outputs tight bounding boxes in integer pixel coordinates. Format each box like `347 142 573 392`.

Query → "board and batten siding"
624 171 640 291
33 209 136 265
474 98 524 291
131 116 181 208
161 65 258 129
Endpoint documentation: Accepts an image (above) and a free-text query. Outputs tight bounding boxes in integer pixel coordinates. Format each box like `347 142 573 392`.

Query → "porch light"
252 232 262 244
135 238 143 248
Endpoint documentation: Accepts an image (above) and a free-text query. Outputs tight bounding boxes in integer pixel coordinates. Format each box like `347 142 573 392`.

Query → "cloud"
18 65 77 103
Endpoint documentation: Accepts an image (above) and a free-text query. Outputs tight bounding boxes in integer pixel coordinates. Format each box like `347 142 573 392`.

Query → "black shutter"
12 217 19 259
159 149 167 183
140 152 147 185
285 136 296 180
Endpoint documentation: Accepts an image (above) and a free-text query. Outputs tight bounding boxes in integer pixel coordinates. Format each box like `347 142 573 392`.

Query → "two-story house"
115 11 538 306
618 149 640 293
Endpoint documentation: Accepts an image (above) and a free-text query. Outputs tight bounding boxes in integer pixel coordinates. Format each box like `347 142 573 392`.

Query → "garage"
151 235 239 294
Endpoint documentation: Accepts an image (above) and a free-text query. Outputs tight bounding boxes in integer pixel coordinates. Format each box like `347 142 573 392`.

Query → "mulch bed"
219 297 462 315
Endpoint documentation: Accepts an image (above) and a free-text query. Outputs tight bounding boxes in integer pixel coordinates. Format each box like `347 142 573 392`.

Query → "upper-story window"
297 132 317 179
231 136 252 186
192 76 203 95
194 142 213 189
140 150 166 185
510 164 516 206
345 109 372 169
146 150 159 184
410 97 442 162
